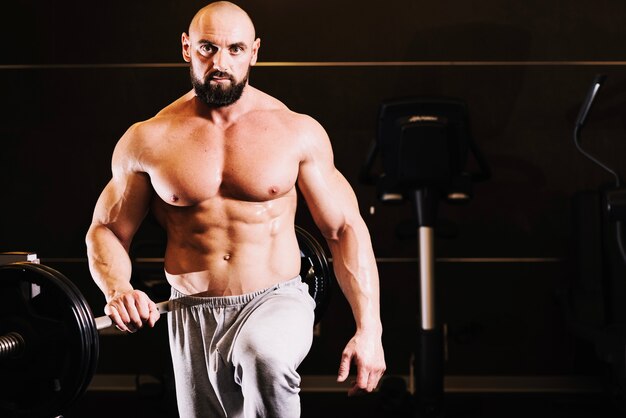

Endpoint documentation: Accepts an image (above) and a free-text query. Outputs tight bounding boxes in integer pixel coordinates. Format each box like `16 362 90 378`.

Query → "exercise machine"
362 97 490 416
568 74 626 411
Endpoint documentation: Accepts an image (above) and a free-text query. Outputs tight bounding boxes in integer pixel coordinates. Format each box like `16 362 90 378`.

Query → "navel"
223 253 231 261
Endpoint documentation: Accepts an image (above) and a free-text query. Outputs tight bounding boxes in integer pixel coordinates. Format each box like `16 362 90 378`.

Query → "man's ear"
250 38 261 66
181 32 191 63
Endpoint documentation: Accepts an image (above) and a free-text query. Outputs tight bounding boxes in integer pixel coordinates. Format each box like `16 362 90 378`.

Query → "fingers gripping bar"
94 300 172 330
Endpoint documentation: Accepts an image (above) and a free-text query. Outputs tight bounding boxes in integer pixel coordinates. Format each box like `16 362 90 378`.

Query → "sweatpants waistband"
170 275 303 308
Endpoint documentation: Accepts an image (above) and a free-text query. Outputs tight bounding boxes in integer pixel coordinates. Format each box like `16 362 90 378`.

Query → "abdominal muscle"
153 190 302 297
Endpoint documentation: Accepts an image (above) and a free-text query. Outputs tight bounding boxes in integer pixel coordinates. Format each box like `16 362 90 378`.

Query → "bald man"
86 2 385 417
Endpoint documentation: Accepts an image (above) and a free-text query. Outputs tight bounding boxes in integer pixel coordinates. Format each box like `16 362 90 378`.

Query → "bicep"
297 124 361 239
91 171 152 248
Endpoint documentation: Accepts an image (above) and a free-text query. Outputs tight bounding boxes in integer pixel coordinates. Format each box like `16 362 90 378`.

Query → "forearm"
326 221 382 334
86 223 134 302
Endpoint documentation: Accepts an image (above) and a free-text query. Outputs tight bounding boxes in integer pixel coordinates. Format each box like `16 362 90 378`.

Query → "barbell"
0 225 332 418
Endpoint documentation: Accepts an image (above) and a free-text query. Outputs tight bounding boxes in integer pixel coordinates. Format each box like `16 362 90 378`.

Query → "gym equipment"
295 225 333 324
362 97 490 416
0 262 99 418
0 225 332 418
568 74 626 411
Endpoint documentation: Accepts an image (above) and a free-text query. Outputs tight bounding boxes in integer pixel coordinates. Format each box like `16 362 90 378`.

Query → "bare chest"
146 123 301 205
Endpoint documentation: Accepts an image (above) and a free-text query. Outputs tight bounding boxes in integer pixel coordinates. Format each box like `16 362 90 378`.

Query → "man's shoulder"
250 88 289 115
122 116 167 143
116 110 177 155
251 89 322 130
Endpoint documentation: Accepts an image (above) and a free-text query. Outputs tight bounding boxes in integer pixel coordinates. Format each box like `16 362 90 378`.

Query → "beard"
190 68 249 108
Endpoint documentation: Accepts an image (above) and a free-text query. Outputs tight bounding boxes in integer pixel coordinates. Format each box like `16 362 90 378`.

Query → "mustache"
208 71 234 81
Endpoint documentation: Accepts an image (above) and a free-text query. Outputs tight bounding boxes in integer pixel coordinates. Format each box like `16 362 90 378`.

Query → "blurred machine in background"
362 97 490 416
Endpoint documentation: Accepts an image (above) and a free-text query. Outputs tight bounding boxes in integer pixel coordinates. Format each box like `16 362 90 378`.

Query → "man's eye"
230 46 243 54
200 44 215 54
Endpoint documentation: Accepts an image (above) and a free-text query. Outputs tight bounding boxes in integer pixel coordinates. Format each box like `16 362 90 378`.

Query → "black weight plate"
34 263 99 410
0 262 99 418
295 226 333 323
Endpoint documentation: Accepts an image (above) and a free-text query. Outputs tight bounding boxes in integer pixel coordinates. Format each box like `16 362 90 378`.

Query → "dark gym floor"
63 387 624 418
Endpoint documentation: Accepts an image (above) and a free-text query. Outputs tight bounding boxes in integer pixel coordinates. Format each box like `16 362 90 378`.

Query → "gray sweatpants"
168 276 316 418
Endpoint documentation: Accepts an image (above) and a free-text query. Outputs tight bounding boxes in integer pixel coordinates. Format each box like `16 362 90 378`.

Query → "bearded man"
86 2 385 417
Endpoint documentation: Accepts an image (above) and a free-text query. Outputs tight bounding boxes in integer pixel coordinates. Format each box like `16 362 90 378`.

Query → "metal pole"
419 226 436 330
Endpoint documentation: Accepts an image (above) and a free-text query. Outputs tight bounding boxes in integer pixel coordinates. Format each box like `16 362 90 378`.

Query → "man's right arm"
85 127 160 332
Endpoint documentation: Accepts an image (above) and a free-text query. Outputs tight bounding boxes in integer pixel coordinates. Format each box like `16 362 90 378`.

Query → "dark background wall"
2 0 626 380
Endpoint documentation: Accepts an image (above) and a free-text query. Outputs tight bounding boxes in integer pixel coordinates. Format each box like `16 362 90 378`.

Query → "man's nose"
213 49 229 72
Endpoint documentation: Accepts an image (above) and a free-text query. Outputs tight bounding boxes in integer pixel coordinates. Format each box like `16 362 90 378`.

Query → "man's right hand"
104 289 161 333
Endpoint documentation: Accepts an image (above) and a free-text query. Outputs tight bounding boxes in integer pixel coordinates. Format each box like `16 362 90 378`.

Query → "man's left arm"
296 116 386 395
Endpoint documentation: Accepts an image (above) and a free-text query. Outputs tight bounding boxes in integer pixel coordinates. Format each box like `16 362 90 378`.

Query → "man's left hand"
337 330 386 395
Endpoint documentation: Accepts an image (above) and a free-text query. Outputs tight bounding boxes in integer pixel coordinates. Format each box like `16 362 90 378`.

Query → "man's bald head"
189 1 256 42
182 2 260 108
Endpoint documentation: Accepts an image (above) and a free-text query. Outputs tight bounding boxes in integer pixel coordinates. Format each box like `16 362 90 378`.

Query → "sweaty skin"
86 1 385 395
